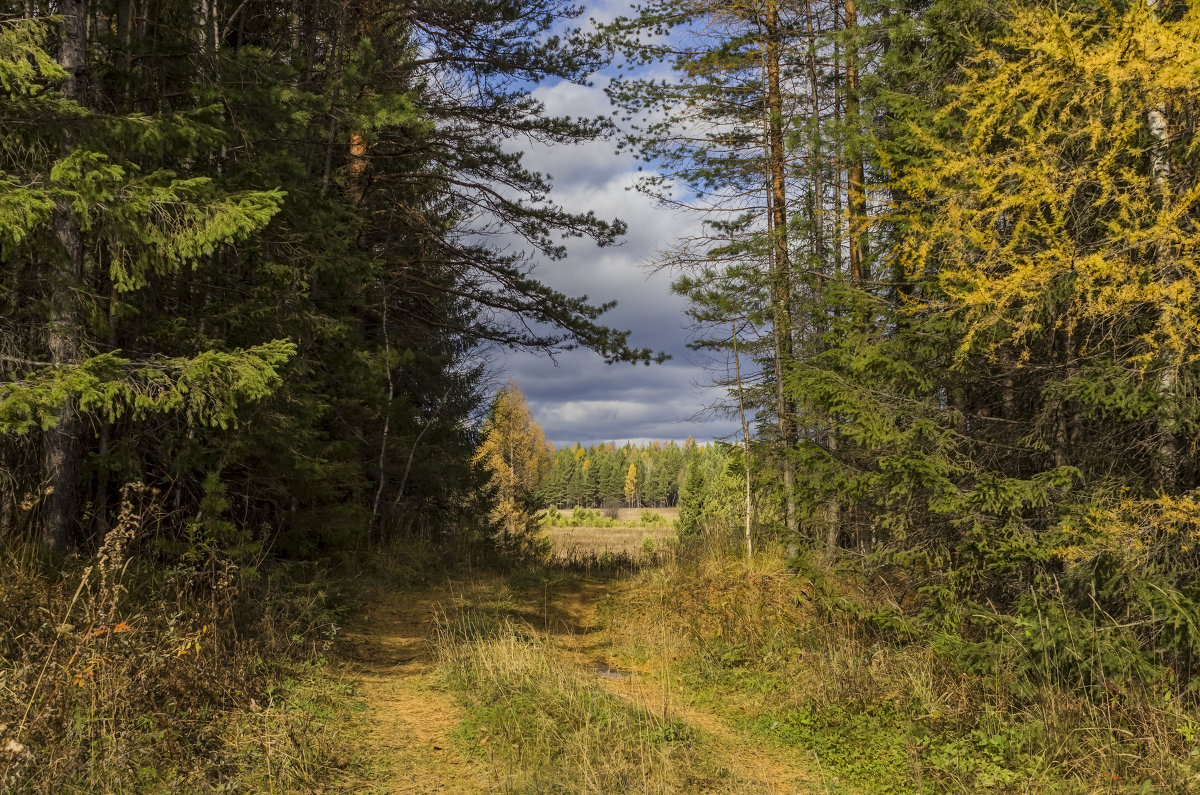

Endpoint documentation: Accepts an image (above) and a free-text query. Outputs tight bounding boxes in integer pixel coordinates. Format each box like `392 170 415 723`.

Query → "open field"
543 506 678 558
545 524 675 558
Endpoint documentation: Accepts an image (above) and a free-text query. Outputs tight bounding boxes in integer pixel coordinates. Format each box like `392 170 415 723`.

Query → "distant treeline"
536 440 729 510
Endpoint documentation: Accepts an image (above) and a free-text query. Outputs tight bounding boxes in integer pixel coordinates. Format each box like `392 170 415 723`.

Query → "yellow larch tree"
473 382 552 543
624 463 638 508
899 1 1200 493
896 1 1200 618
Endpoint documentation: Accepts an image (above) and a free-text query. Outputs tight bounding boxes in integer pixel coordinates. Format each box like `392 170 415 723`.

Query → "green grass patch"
602 553 1199 793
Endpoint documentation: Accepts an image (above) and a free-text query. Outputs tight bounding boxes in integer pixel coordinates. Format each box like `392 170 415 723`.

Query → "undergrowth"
603 547 1200 793
0 485 364 792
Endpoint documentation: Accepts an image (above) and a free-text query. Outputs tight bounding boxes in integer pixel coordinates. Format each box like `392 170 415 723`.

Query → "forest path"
548 578 843 795
336 581 490 793
336 572 841 794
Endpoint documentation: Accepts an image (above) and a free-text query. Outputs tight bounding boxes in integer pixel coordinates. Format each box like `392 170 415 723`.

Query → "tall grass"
0 485 356 792
604 546 1200 792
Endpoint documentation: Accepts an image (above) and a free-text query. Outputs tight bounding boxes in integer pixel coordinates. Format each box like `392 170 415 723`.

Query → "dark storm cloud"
500 77 743 446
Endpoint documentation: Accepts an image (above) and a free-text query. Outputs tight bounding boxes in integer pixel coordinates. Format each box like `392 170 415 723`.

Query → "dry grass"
0 486 360 792
542 505 676 561
601 549 1200 793
545 525 674 558
433 605 722 793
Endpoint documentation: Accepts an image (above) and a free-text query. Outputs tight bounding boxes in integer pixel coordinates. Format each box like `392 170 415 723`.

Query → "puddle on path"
592 659 634 679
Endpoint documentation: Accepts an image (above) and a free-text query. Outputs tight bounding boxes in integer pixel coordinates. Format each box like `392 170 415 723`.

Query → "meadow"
541 506 677 560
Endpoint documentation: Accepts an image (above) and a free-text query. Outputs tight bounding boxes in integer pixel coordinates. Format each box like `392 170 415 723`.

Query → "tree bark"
731 321 753 559
42 0 89 551
1148 0 1179 493
763 0 798 537
845 0 869 284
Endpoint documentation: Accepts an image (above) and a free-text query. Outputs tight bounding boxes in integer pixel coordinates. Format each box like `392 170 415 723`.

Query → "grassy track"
336 540 840 792
334 516 1200 793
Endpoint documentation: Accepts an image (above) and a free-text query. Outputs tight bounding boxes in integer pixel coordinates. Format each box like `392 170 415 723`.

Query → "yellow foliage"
624 462 638 505
1059 492 1200 575
899 3 1200 370
473 381 552 540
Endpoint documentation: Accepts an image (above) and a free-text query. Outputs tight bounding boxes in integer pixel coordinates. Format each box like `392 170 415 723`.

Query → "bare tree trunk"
804 0 825 267
346 3 375 207
763 0 798 537
824 430 839 558
1148 112 1178 488
348 130 369 206
42 0 89 551
731 321 753 559
1148 0 1179 493
371 298 392 533
844 0 868 284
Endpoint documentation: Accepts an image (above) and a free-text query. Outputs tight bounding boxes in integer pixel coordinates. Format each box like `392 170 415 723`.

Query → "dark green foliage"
780 0 1200 702
0 0 660 556
537 439 729 512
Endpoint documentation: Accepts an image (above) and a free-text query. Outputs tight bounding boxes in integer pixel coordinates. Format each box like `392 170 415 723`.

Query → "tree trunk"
824 440 839 558
346 2 376 208
42 0 89 551
844 0 868 284
1149 104 1178 489
804 0 825 267
732 321 753 559
1148 0 1179 493
763 0 798 537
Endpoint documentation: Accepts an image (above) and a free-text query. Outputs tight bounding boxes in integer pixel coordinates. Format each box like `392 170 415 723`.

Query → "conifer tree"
473 382 551 545
0 11 290 549
1 0 665 554
784 0 1200 683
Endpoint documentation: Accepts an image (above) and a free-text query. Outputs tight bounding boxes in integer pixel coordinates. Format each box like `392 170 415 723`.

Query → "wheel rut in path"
337 576 845 794
337 582 489 794
544 580 847 794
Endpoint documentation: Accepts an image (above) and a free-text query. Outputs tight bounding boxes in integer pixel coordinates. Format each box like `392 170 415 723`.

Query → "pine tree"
0 11 290 549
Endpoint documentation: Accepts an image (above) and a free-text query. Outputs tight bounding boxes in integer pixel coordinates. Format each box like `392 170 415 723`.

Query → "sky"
499 15 743 448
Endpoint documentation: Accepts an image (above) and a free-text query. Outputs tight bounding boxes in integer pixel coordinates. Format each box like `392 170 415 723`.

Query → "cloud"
493 70 750 448
510 349 741 446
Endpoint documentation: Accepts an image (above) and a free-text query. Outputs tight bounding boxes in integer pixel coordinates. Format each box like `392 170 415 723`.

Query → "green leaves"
0 342 295 434
0 17 65 96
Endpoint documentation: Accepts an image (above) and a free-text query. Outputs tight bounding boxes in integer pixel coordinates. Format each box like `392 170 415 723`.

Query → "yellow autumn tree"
893 0 1200 658
473 381 552 544
901 2 1200 359
624 463 638 508
899 1 1200 493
